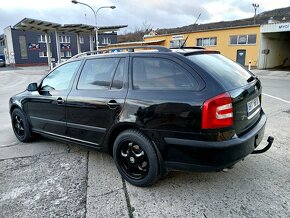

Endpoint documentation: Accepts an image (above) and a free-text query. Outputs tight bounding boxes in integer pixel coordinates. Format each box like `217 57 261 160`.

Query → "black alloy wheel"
113 129 160 187
118 141 149 180
11 108 31 142
14 114 24 137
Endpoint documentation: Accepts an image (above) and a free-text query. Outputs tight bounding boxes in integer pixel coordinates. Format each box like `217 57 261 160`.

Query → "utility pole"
252 3 259 24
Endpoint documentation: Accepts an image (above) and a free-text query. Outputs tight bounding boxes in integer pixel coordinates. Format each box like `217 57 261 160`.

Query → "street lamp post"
71 0 116 51
95 6 116 51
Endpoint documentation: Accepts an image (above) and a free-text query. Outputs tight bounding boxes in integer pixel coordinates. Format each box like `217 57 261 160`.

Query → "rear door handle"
57 97 64 105
107 100 121 109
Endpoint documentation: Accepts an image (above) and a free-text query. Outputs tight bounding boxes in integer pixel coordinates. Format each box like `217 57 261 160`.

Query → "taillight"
202 92 233 129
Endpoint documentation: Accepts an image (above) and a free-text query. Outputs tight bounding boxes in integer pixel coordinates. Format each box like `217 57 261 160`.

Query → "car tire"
11 108 32 142
113 129 160 187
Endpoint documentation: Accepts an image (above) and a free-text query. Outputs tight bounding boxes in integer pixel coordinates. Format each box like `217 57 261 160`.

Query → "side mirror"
27 83 38 91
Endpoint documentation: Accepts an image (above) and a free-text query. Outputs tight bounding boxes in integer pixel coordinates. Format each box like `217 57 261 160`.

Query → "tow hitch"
252 136 274 154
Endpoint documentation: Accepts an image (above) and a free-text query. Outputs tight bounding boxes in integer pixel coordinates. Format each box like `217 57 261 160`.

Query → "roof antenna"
180 13 201 49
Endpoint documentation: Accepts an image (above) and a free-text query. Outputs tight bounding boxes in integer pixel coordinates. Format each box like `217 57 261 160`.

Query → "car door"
66 56 128 147
27 60 81 136
126 54 205 133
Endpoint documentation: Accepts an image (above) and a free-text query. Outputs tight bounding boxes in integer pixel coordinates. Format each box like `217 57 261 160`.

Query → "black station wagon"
9 46 273 186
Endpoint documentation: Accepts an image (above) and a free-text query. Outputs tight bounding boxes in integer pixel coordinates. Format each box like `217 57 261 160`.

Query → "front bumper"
163 112 268 172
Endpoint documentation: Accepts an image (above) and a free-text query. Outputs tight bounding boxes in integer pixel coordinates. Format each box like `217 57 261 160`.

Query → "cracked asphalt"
0 66 289 217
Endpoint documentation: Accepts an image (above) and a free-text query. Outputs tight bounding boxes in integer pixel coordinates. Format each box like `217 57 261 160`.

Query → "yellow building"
144 25 260 67
103 8 290 70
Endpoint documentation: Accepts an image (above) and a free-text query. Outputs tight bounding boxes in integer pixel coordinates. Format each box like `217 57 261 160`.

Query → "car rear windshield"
186 53 253 90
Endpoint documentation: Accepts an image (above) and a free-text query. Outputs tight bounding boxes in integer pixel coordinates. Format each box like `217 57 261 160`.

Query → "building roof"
144 6 290 38
101 40 166 50
14 18 61 32
107 39 165 46
14 18 127 33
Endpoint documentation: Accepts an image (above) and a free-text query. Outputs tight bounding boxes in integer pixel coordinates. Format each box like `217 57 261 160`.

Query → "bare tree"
118 20 154 43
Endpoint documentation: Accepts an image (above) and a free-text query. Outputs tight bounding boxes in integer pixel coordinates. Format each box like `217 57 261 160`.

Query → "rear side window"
187 54 252 90
78 58 121 90
132 57 198 90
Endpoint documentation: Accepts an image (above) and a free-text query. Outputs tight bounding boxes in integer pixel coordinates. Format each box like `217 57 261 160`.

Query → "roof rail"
70 45 171 59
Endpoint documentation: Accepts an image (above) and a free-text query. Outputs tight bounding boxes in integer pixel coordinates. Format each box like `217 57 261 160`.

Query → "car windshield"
186 53 253 90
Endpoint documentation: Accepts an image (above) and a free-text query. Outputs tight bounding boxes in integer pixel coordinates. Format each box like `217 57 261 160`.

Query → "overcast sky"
0 0 289 34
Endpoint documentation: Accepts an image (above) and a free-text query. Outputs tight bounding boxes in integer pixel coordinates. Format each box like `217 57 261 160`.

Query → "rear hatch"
186 53 262 135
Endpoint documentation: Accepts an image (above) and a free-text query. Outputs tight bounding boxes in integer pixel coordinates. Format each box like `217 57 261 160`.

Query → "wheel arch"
10 103 23 115
105 123 139 156
105 123 166 175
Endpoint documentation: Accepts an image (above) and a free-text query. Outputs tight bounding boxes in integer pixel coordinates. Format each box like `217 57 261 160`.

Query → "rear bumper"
163 112 267 172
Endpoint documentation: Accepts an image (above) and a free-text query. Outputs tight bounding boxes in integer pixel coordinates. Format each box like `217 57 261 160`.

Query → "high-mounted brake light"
202 92 233 129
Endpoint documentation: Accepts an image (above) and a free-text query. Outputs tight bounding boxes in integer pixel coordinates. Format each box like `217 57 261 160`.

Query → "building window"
230 34 256 45
170 40 185 48
60 51 71 58
38 34 51 43
248 35 257 44
170 35 185 48
196 37 217 46
79 36 84 44
66 51 72 57
39 51 52 57
102 37 111 44
19 36 28 59
59 35 71 43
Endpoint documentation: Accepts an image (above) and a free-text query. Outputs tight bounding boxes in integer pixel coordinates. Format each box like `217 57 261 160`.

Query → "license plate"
247 97 260 114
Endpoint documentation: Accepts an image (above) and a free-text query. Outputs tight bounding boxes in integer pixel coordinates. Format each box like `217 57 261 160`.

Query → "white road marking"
262 93 290 104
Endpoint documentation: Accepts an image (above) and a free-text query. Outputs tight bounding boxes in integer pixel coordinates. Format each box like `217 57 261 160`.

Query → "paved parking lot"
0 66 289 217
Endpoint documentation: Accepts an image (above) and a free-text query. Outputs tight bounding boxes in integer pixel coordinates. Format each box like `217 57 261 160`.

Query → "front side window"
132 57 198 90
41 61 81 91
77 58 120 90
